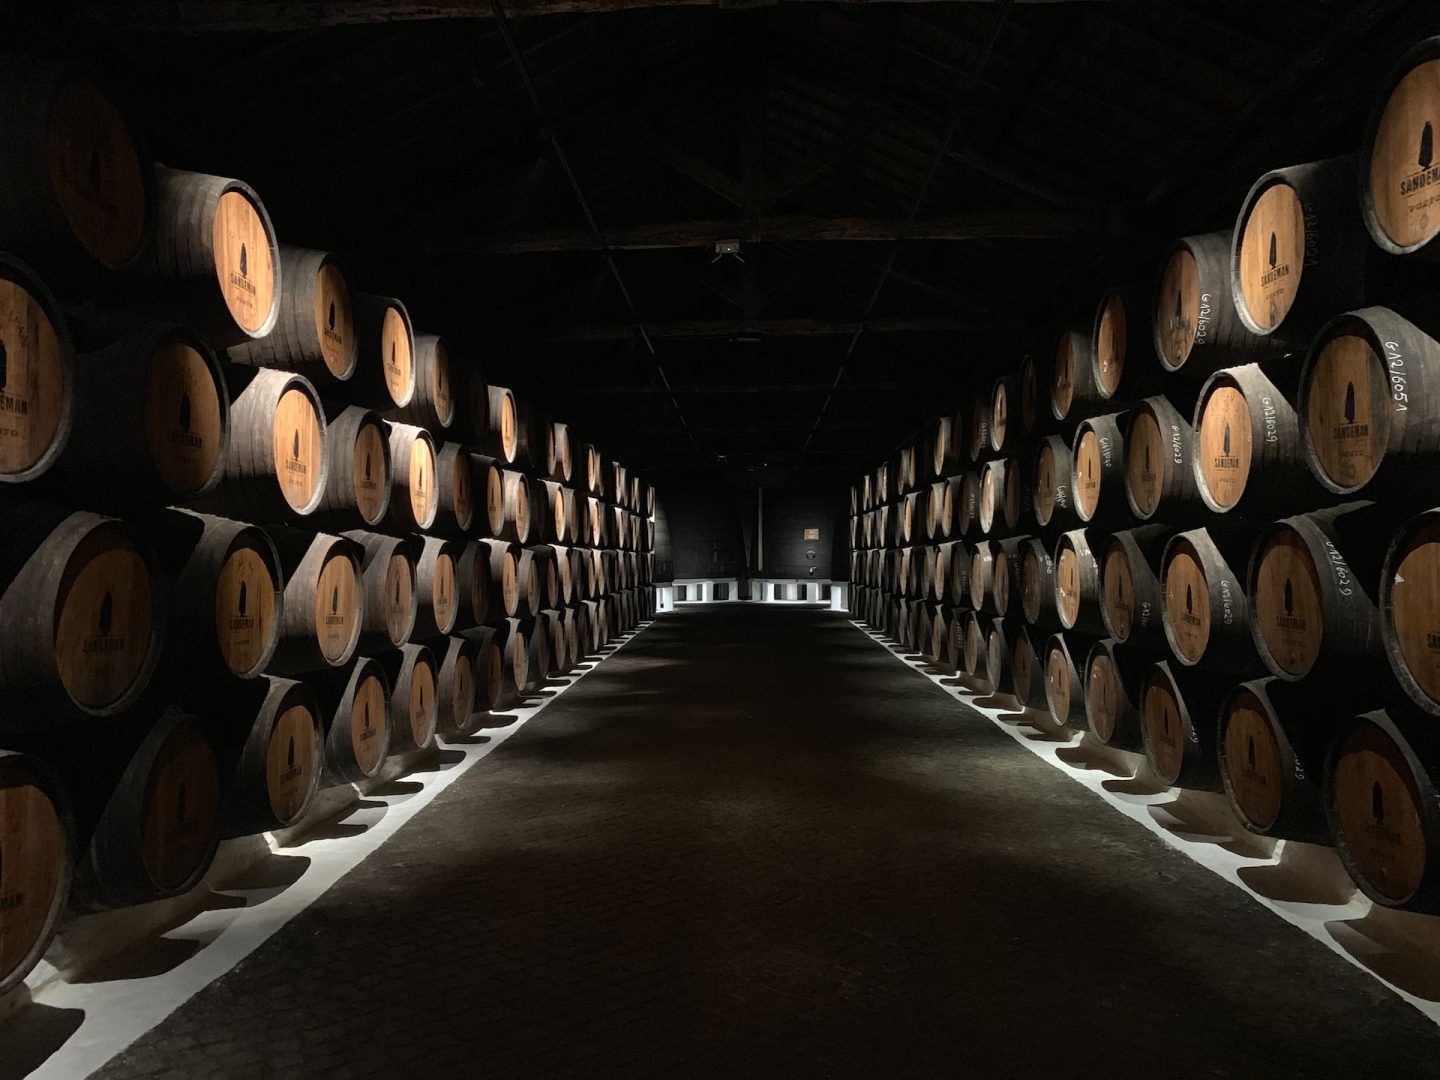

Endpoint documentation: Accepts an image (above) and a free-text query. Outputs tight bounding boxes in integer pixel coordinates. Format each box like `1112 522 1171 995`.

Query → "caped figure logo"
179 391 192 433
287 736 295 770
331 587 339 615
176 783 187 824
238 580 248 616
98 592 113 636
293 431 300 460
1422 121 1435 170
328 301 336 330
1268 232 1278 269
1247 736 1257 771
240 244 248 279
1185 584 1193 614
1223 423 1232 457
1373 781 1386 823
1344 382 1356 424
0 341 8 389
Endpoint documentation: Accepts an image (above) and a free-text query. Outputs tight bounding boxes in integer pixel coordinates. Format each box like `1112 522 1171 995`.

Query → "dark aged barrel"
497 469 533 544
967 392 991 464
386 332 454 432
1298 307 1440 498
1092 280 1160 403
434 635 479 737
413 536 462 640
1043 632 1089 730
312 406 390 530
478 538 521 622
350 294 414 411
143 509 282 682
0 60 150 275
0 254 75 484
992 536 1028 620
514 548 543 621
1020 536 1058 628
1140 661 1223 790
1009 624 1047 710
383 422 437 534
140 167 279 348
73 708 220 910
986 621 1015 697
225 247 356 382
1361 38 1440 258
1153 231 1286 379
925 480 952 541
1380 506 1440 715
0 506 162 721
1193 360 1320 515
969 541 997 615
1231 156 1368 344
534 543 575 606
1054 528 1106 637
344 530 416 652
895 446 918 495
1052 326 1101 423
1326 706 1440 912
1073 412 1128 526
206 367 327 521
1017 352 1049 438
496 617 531 705
1100 525 1170 648
315 656 391 786
1125 396 1201 522
521 616 550 694
267 530 361 676
546 420 573 483
472 452 506 539
1248 502 1399 683
540 607 569 676
1031 435 1078 532
461 624 505 713
977 460 1008 536
954 472 981 538
930 542 953 603
486 384 520 464
435 443 475 536
1161 526 1259 674
961 612 990 683
378 644 438 753
930 416 956 479
216 676 322 838
1219 679 1332 844
1083 639 1145 750
1002 456 1030 533
948 541 971 608
990 376 1021 454
0 750 72 995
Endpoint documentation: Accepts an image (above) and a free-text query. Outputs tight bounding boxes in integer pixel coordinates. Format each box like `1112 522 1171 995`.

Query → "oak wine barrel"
384 422 438 534
1019 536 1058 628
386 332 455 432
314 656 391 786
312 405 390 530
955 472 981 538
486 384 520 464
961 611 990 683
1017 352 1049 438
1031 435 1079 532
225 247 356 382
495 617 530 706
1161 526 1260 674
1008 623 1047 710
929 416 956 479
478 538 521 622
1219 678 1331 844
435 442 475 536
0 254 75 484
514 548 542 621
215 676 322 838
496 469 533 543
1140 661 1223 790
977 460 1007 536
344 530 417 652
992 536 1028 621
413 536 462 640
967 393 991 464
0 750 72 995
266 529 361 676
460 625 505 714
434 635 480 738
985 620 1015 697
1043 631 1090 730
1360 37 1440 258
546 420 572 483
925 479 952 541
378 644 438 753
1124 395 1202 523
1082 638 1145 750
990 376 1020 454
540 608 570 676
1380 506 1440 715
968 541 997 615
1002 456 1030 533
1051 325 1101 422
1099 525 1170 648
349 294 414 411
1054 528 1106 637
1072 412 1128 526
1091 280 1160 403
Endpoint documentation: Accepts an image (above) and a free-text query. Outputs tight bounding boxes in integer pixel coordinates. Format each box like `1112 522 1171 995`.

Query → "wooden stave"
1073 411 1130 527
311 405 391 530
312 656 392 786
0 252 77 485
1091 279 1161 403
266 529 362 677
226 247 357 383
1082 638 1147 750
1051 325 1103 423
1054 528 1107 637
382 421 438 535
1031 434 1080 532
1160 525 1263 675
376 643 439 753
1042 631 1091 730
1139 660 1225 791
0 749 74 995
1359 36 1440 259
1218 678 1332 844
344 293 415 411
213 675 323 838
1124 394 1204 524
343 530 418 652
1099 524 1171 648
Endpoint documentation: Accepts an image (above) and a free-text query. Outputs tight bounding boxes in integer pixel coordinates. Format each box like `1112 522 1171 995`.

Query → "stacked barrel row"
0 59 658 995
849 37 1440 918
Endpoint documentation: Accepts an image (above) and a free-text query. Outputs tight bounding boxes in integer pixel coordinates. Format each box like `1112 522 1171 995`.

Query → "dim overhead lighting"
712 238 744 264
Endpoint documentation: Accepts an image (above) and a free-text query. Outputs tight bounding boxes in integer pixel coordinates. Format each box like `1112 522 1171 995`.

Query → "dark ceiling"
19 0 1438 480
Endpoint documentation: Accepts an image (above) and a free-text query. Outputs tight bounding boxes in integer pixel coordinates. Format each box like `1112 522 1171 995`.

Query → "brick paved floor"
91 605 1439 1078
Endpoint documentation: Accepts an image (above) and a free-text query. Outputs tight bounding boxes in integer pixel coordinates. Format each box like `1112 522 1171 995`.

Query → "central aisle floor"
97 605 1438 1078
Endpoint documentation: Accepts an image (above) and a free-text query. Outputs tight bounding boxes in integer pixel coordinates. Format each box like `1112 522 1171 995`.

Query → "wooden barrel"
961 611 990 682
267 530 361 676
350 294 415 411
0 750 72 995
1099 525 1170 648
1054 528 1106 637
216 676 322 838
73 707 220 910
1092 280 1160 403
1152 231 1285 379
1380 506 1440 715
477 538 521 622
1009 623 1047 710
930 542 952 603
514 548 543 620
378 644 438 753
435 442 475 536
1124 395 1202 522
144 509 282 681
1231 156 1368 344
1051 325 1101 422
1017 352 1049 438
540 607 570 676
992 536 1028 621
967 393 991 463
413 536 462 640
0 254 75 484
954 472 980 537
1019 536 1058 627
385 332 455 432
0 60 150 276
977 460 1007 536
1031 435 1079 532
1073 412 1128 525
1219 678 1331 843
947 540 971 607
486 384 520 464
1043 631 1089 729
312 405 390 529
968 541 997 615
925 480 951 541
495 616 531 705
1298 307 1440 498
458 624 505 714
1140 661 1223 790
315 656 390 786
142 167 279 347
990 376 1021 454
1248 502 1398 683
1361 37 1440 258
534 543 576 606
1082 639 1145 750
225 247 356 382
433 634 479 737
344 530 416 651
206 367 327 521
1161 526 1260 674
929 416 956 479
0 506 162 720
545 420 573 483
1002 456 1030 533
895 446 918 495
1193 360 1320 515
985 620 1015 697
383 422 438 534
496 469 532 544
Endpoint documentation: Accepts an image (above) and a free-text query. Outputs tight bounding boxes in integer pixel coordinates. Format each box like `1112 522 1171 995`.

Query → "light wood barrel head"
382 552 413 647
1102 544 1134 642
271 387 323 513
1126 407 1165 517
450 650 475 726
266 703 320 825
551 488 566 540
55 536 152 709
1390 521 1440 707
1237 181 1306 332
1142 672 1186 785
350 674 388 776
979 468 998 529
1253 528 1323 677
408 655 437 748
145 338 222 496
1074 429 1103 519
141 722 219 891
1045 642 1070 719
1197 385 1252 509
500 393 518 462
0 277 65 476
1052 334 1078 417
313 261 354 378
213 541 277 677
968 549 988 610
431 552 456 632
1164 541 1211 663
380 306 413 409
431 341 455 427
991 382 1009 448
1086 651 1121 742
45 76 147 268
314 549 359 664
0 776 65 987
1095 292 1127 395
1368 57 1440 251
1306 332 1389 491
1034 442 1059 525
1333 722 1428 903
211 190 274 335
352 420 387 524
1223 688 1284 832
1055 543 1082 627
1156 246 1200 369
408 435 436 528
